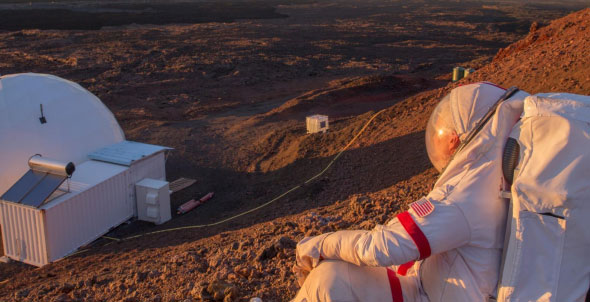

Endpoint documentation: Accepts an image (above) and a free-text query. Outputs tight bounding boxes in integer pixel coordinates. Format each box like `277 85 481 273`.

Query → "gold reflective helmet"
425 82 515 172
425 94 459 172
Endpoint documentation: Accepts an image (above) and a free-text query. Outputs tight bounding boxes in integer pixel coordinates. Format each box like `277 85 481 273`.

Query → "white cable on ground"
69 108 388 256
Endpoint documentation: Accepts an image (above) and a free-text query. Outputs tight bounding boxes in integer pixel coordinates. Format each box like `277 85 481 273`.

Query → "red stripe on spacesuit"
386 268 404 302
396 261 415 276
397 211 431 260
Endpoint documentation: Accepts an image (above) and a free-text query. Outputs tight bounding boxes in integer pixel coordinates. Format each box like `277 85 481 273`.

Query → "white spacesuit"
292 82 531 302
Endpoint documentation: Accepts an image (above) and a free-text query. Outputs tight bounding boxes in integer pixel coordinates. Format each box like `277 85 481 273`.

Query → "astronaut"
292 82 531 302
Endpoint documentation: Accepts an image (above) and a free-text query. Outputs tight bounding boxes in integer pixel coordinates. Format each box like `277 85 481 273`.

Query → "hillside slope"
2 8 590 302
467 8 590 94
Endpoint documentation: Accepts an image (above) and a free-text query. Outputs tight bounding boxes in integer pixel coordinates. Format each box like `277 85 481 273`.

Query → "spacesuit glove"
293 232 333 286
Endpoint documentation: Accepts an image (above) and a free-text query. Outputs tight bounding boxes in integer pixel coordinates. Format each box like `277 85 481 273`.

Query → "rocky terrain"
0 1 589 301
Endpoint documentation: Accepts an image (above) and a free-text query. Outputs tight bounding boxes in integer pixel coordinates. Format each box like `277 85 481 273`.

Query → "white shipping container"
0 147 168 267
88 141 169 216
0 161 131 267
0 203 48 266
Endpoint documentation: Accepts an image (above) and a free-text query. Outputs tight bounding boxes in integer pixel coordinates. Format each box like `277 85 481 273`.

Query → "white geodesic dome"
0 73 125 195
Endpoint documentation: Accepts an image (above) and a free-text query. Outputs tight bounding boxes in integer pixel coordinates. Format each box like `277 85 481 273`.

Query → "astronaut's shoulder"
409 198 435 218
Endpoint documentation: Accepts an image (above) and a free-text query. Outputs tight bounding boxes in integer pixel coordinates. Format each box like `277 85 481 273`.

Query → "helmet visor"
425 94 457 172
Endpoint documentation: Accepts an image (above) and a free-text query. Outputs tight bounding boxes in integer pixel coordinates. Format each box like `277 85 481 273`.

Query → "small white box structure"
306 115 329 134
0 73 173 267
136 179 171 225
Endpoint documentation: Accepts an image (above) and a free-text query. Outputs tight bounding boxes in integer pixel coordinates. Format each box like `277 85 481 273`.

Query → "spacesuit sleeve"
316 199 471 267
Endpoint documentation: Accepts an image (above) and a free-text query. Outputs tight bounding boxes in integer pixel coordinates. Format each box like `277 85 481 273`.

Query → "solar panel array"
1 169 67 208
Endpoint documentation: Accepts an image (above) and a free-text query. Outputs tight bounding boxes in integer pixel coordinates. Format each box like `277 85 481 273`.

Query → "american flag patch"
410 198 435 217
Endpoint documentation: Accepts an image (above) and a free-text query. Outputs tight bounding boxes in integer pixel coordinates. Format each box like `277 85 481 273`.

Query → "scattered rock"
15 289 30 298
349 196 373 216
530 21 539 33
53 294 70 302
257 236 297 262
276 236 296 250
256 245 276 262
134 272 148 283
59 283 75 294
190 284 210 300
152 295 162 302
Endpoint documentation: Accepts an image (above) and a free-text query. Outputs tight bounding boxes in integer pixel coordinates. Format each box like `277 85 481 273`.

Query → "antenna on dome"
39 104 47 124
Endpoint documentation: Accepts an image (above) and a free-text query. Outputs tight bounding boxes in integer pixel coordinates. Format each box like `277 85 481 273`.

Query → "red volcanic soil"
0 3 590 302
468 9 590 94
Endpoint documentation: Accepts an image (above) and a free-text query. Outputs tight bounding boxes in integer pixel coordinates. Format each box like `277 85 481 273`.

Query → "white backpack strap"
493 121 522 300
